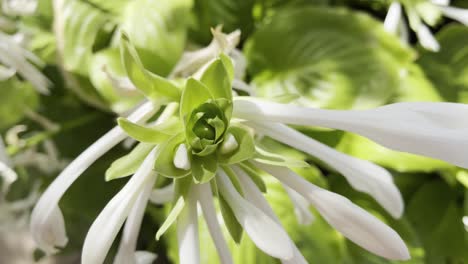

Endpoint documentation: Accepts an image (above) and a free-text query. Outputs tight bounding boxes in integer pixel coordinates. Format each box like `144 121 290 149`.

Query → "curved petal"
232 166 307 264
247 121 403 218
384 2 403 34
149 183 174 205
218 170 294 260
438 5 468 26
82 148 159 264
283 185 314 225
234 98 468 168
256 163 410 261
114 172 156 264
177 186 200 264
30 102 158 254
196 183 233 264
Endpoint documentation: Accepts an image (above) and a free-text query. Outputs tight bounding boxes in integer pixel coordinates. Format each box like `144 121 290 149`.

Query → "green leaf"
117 117 181 144
189 0 255 44
105 143 154 181
219 125 255 165
200 58 233 103
58 0 113 75
0 78 38 130
253 146 309 168
245 7 414 110
191 154 218 183
120 0 191 75
417 24 468 104
154 133 192 178
219 193 243 244
155 196 185 240
120 34 181 102
180 78 213 120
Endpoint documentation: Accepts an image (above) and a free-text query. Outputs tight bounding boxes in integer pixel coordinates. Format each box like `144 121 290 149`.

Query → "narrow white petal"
114 171 156 264
415 23 440 52
438 5 468 26
234 98 468 168
248 121 403 218
196 183 233 264
283 185 314 225
30 101 158 254
384 2 403 34
177 186 200 264
232 166 307 264
135 251 158 264
220 133 239 154
0 137 16 196
82 148 159 264
149 183 174 205
431 0 450 6
256 163 410 261
174 144 191 170
218 170 294 260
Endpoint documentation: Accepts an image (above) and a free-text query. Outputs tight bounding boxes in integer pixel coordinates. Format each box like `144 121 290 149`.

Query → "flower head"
30 28 468 264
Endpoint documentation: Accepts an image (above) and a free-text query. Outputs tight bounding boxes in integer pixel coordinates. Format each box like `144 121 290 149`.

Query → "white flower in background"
384 0 468 51
0 0 50 93
29 28 468 264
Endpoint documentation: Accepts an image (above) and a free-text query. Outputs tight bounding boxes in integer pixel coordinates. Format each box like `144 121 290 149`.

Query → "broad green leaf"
245 7 414 110
154 133 192 178
219 126 255 165
393 64 443 103
155 196 185 240
120 0 191 76
105 143 153 181
0 78 38 130
200 59 233 102
253 146 309 168
189 0 255 44
89 48 143 113
117 117 181 144
219 193 243 244
120 34 181 102
191 154 218 183
58 0 113 75
180 78 213 120
219 53 235 83
417 24 468 104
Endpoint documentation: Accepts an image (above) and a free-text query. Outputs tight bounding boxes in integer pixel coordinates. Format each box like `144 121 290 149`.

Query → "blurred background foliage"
1 0 467 263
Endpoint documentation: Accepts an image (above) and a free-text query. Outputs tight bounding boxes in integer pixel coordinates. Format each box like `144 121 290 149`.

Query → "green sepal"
120 33 181 102
173 176 193 201
155 196 185 240
239 162 267 193
254 146 309 168
117 117 181 144
105 143 153 181
200 58 233 103
180 78 213 121
191 154 218 183
219 53 235 83
154 133 192 178
219 193 243 244
218 125 255 165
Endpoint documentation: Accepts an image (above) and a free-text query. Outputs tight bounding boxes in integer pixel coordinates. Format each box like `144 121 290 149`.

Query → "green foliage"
0 78 38 130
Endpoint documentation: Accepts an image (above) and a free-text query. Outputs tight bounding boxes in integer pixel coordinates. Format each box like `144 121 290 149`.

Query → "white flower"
384 0 468 51
2 0 38 16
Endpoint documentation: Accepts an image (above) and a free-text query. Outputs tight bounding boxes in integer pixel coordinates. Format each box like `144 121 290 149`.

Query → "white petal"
234 98 468 168
247 121 404 218
177 186 200 264
82 147 159 264
415 23 440 51
283 185 315 225
220 133 239 154
195 183 233 264
174 144 191 170
114 171 156 264
218 170 294 260
431 0 450 6
256 163 410 261
2 0 38 16
232 166 307 264
135 251 158 264
438 5 468 26
149 183 174 205
0 65 15 80
0 137 16 196
384 2 403 34
30 101 158 254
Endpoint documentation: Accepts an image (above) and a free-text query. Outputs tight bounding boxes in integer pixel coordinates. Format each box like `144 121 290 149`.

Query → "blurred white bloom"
2 0 38 16
384 0 468 51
